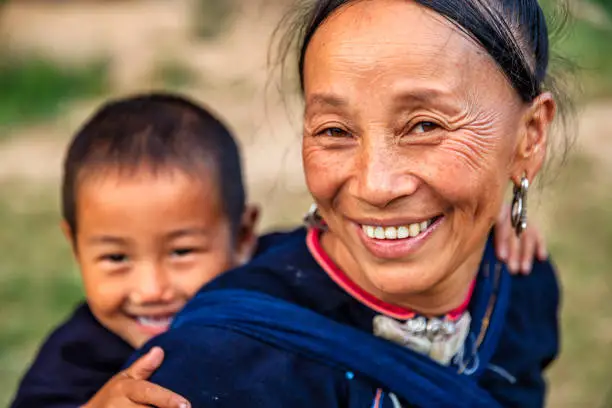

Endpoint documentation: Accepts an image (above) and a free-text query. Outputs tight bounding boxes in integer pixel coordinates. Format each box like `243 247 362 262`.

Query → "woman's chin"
364 265 443 300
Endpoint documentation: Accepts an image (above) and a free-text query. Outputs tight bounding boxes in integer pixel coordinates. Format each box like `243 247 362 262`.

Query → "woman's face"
302 0 550 306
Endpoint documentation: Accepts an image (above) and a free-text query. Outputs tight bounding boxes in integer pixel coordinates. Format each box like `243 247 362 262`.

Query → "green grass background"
1 1 612 407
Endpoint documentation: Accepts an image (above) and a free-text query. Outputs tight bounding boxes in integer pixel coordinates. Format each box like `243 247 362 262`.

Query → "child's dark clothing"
9 230 299 408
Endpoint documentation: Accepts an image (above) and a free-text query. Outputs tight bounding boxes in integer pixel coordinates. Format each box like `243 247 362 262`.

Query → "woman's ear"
510 92 556 184
234 204 261 265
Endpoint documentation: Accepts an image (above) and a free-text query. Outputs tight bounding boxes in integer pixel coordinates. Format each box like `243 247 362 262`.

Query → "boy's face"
65 166 258 348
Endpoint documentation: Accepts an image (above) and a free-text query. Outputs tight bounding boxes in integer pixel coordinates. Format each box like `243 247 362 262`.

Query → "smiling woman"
130 1 566 407
300 0 555 315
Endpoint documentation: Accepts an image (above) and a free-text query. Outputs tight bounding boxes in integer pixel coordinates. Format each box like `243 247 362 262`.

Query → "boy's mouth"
131 313 176 336
136 315 174 327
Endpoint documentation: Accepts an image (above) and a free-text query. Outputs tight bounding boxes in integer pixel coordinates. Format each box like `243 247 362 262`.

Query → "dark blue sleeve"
480 259 560 407
10 304 132 408
131 325 347 407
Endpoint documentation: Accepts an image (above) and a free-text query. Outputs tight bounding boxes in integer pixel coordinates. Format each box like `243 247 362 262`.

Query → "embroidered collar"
306 227 475 321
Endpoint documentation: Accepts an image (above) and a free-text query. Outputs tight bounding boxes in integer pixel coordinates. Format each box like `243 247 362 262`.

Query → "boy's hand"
82 347 190 408
494 203 548 275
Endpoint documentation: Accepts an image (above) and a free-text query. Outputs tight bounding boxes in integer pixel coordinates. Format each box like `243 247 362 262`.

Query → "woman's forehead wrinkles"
308 26 488 91
303 0 519 121
307 0 497 78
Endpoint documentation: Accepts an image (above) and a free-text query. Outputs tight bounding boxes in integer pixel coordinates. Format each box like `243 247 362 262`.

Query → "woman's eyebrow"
391 86 465 116
305 93 347 116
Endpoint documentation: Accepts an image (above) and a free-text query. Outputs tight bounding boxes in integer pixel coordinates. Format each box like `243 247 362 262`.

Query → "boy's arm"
10 303 173 408
493 203 548 274
82 347 189 408
10 304 106 408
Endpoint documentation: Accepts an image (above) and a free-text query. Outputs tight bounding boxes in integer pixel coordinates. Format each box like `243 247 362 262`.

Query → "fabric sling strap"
173 281 509 408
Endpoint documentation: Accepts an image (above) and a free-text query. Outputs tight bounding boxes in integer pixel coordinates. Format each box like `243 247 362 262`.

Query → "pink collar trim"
306 227 474 321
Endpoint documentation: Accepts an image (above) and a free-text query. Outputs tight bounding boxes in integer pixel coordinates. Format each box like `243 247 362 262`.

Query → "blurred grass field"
0 1 611 407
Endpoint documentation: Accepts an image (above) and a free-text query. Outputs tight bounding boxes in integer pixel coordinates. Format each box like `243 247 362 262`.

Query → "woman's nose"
353 140 421 208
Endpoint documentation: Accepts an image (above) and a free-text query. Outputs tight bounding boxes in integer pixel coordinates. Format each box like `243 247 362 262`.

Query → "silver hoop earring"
511 176 529 236
303 203 327 230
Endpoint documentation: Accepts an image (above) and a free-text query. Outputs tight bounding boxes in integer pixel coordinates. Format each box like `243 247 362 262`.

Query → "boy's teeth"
361 219 435 240
137 315 174 327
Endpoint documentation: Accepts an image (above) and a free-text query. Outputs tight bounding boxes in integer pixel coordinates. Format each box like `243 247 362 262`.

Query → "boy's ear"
235 204 260 265
60 220 77 255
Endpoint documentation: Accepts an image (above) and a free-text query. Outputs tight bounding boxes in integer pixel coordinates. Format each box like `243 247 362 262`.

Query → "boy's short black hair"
61 92 245 239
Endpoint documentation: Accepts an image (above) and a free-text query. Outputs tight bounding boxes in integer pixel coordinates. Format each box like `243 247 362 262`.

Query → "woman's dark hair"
271 0 575 181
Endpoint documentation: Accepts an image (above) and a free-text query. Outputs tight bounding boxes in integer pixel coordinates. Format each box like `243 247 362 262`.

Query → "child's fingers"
124 347 165 381
494 205 512 262
535 229 549 261
506 233 520 274
126 379 190 408
519 231 536 275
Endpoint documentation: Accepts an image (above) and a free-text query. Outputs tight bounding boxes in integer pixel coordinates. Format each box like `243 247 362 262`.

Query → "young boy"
10 93 267 408
10 93 547 408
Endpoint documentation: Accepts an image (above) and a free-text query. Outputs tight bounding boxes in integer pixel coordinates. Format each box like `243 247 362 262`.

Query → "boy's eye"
171 248 195 258
101 253 128 263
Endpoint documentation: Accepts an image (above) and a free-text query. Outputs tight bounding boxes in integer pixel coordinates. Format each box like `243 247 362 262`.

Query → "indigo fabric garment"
131 229 559 408
9 230 300 408
9 303 132 408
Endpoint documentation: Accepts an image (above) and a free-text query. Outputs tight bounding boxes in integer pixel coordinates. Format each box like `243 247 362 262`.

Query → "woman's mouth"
356 215 443 259
361 216 441 240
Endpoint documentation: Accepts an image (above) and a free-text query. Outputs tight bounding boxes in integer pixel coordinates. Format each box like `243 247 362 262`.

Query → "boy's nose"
130 263 174 304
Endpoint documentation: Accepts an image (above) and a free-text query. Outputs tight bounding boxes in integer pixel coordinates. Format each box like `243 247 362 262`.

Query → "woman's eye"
319 127 350 138
101 253 128 263
412 121 439 134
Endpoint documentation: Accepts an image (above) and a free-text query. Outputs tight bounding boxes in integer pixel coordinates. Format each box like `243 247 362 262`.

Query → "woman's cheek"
303 144 354 202
419 142 505 212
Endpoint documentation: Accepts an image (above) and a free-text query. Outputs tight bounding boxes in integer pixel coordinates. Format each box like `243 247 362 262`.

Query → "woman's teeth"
136 315 174 327
362 219 434 240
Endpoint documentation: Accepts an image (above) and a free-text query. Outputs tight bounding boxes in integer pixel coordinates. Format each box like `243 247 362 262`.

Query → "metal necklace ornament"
402 316 457 340
373 313 471 366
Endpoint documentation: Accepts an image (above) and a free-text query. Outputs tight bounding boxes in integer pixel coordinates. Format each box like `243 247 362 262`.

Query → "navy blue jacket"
9 231 296 408
132 228 560 408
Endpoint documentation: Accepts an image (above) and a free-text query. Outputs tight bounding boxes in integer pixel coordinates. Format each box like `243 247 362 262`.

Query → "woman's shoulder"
510 257 560 310
501 257 560 344
253 227 308 257
141 324 346 407
482 258 560 407
202 229 350 312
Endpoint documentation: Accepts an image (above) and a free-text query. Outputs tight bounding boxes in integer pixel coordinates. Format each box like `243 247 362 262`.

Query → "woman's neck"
319 230 484 317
